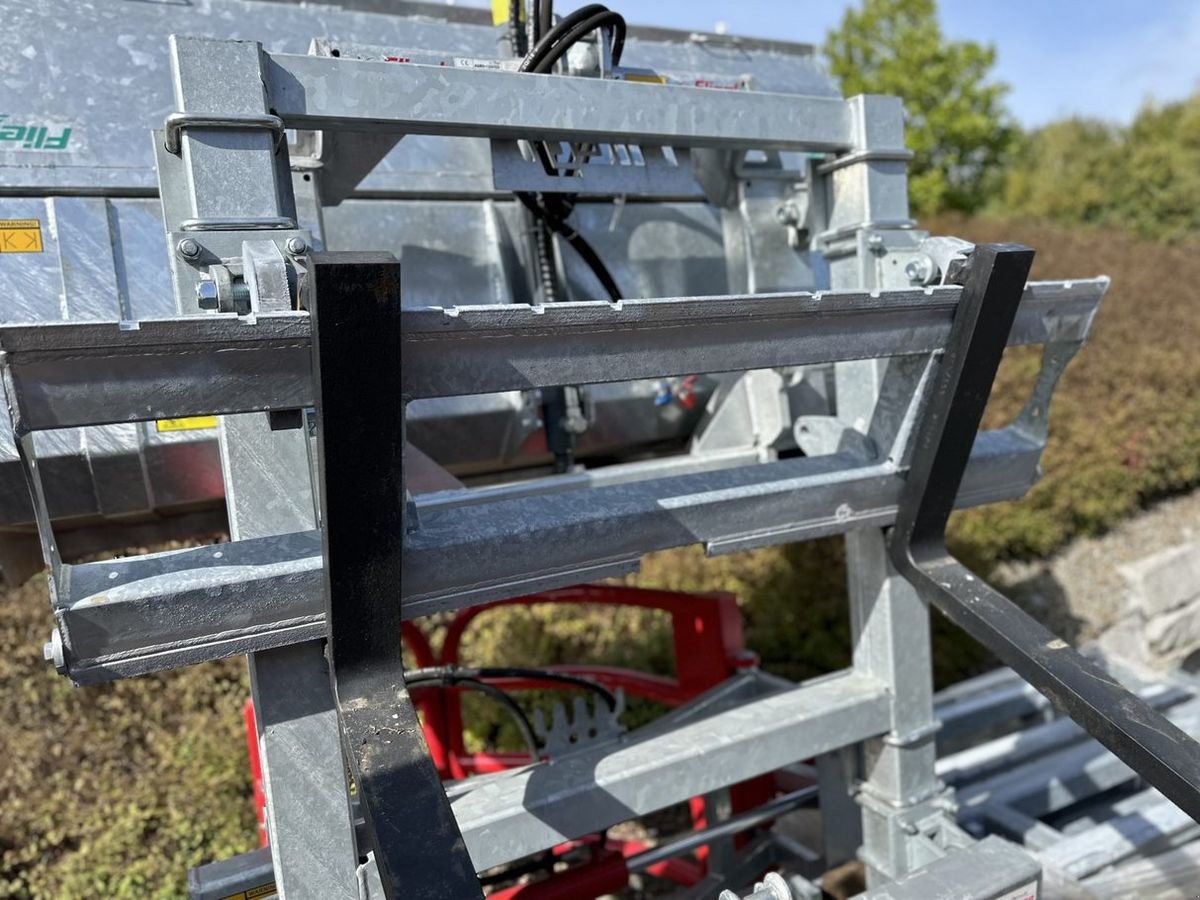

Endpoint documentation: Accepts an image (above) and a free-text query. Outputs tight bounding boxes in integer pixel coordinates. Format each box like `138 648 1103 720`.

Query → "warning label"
156 416 219 433
0 219 43 253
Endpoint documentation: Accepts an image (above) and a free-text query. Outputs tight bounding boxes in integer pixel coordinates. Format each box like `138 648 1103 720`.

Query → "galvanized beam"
450 669 890 870
53 429 1039 683
0 279 1105 430
262 48 854 151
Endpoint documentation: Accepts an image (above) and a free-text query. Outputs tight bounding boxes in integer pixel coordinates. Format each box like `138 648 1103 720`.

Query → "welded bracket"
308 252 483 899
888 243 1200 822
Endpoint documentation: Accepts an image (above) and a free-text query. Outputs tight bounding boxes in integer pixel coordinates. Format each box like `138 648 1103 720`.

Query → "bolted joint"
285 237 308 256
176 238 202 260
905 254 937 286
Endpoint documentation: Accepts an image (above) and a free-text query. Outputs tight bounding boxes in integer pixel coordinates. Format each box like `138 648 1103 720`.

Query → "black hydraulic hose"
528 10 626 74
519 3 609 71
519 193 622 302
535 0 553 43
475 666 619 712
407 665 619 714
407 673 541 759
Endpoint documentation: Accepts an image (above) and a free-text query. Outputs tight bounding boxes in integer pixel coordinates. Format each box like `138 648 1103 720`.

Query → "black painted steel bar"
309 252 483 899
889 243 1200 822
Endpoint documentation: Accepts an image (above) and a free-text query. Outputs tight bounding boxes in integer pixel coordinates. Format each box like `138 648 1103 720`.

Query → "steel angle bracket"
888 243 1200 822
308 252 482 899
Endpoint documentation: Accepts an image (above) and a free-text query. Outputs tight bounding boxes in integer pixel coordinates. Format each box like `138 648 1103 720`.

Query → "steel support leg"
308 253 482 899
220 412 359 900
889 243 1200 823
848 528 944 885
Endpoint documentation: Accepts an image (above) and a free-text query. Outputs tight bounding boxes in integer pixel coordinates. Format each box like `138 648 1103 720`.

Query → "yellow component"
491 0 524 25
155 416 219 433
622 73 668 85
217 884 275 900
0 219 43 253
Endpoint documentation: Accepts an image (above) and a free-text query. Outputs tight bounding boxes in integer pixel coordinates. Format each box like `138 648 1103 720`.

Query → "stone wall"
1099 540 1200 672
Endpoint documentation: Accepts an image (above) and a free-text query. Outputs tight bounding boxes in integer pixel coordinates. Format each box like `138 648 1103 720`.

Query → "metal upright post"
812 93 949 885
161 35 359 898
222 413 360 900
847 528 943 884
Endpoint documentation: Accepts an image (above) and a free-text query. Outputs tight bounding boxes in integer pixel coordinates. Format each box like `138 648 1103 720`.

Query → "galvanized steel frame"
0 32 1120 896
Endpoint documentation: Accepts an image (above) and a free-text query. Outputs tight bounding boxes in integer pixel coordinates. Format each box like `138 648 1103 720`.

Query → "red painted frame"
245 585 780 894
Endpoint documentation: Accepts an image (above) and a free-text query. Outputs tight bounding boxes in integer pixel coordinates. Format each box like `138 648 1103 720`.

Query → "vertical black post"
309 252 482 899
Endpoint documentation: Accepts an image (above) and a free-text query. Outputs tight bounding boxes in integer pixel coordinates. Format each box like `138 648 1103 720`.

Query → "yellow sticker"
623 73 668 85
0 219 43 253
155 416 218 433
491 0 524 25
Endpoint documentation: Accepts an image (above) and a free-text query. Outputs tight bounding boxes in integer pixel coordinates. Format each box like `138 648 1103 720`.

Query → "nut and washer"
176 238 202 260
285 237 308 256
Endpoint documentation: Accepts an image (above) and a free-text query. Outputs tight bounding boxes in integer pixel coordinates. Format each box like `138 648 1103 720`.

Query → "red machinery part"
245 584 780 894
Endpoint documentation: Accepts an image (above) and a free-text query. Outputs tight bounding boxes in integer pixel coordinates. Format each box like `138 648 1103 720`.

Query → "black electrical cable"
406 665 618 713
407 673 540 759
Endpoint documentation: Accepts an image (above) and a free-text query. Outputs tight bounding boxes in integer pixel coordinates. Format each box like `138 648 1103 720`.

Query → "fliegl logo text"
0 114 72 151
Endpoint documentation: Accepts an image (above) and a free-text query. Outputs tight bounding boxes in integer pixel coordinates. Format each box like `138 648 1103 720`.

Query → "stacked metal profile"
4 2 1200 898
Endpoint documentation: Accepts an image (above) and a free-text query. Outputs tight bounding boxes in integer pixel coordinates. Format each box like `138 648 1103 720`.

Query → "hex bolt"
867 233 885 254
286 237 308 256
196 278 220 310
905 254 937 285
176 238 201 260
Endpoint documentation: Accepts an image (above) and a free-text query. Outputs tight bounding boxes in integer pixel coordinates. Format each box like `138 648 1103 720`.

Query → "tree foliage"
824 0 1018 214
1004 96 1200 240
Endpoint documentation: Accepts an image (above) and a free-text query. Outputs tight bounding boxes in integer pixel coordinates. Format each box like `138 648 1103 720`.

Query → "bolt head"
905 254 936 285
176 238 201 260
43 629 64 670
775 203 800 226
286 237 308 255
196 279 219 310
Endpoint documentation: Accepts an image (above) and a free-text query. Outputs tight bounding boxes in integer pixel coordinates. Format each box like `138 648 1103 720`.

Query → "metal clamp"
163 112 285 155
888 243 1200 823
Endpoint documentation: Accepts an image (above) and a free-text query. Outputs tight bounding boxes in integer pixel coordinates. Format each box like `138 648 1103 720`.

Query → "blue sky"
456 1 1200 127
